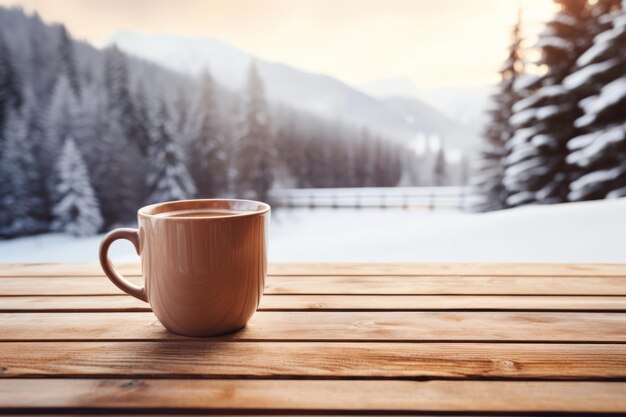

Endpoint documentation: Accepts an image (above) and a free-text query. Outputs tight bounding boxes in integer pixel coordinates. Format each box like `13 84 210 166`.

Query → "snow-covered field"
1 198 625 263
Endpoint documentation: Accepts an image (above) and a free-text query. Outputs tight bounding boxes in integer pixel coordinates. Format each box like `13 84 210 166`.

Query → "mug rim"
138 198 271 220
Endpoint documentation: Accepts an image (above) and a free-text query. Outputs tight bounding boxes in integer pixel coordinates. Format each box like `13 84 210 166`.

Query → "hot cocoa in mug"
99 199 270 337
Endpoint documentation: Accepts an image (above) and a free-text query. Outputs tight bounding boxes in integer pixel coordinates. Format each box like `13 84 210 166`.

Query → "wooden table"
1 263 626 415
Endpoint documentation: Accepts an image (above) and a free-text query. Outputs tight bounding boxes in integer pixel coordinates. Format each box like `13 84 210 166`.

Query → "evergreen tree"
352 130 372 187
104 46 148 154
275 115 306 188
18 88 48 226
147 97 196 204
46 75 78 149
173 88 190 140
328 133 351 187
52 137 103 236
104 45 146 222
74 83 109 161
0 106 47 237
0 35 22 150
73 82 121 226
190 72 228 197
507 0 593 206
134 83 152 156
104 45 141 165
133 82 153 157
104 46 136 141
472 12 524 212
45 75 79 200
236 62 274 201
433 147 447 187
590 0 622 33
27 13 58 104
564 1 626 199
132 82 154 201
381 142 403 186
57 24 81 97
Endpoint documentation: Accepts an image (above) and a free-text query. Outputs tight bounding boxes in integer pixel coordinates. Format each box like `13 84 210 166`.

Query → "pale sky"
0 0 557 88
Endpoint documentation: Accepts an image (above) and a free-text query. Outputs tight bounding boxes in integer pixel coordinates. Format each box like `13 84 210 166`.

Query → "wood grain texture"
1 379 625 412
1 262 625 277
4 275 626 295
1 342 624 379
1 263 625 414
266 275 626 295
0 276 143 295
1 311 625 342
2 294 626 312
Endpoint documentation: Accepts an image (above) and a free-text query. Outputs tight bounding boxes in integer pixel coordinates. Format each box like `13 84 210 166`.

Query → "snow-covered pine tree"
45 75 79 199
104 45 147 154
131 82 154 204
103 45 146 222
0 34 22 150
506 0 593 206
589 0 623 33
73 81 122 227
146 97 196 204
46 75 78 144
236 62 274 202
133 82 153 157
0 106 47 237
57 24 81 97
471 12 523 212
173 88 190 139
27 13 59 105
19 89 48 224
191 71 228 198
52 137 103 236
564 1 626 200
74 83 109 161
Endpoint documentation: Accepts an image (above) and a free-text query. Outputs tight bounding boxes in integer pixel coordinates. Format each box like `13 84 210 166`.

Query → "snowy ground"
0 198 625 263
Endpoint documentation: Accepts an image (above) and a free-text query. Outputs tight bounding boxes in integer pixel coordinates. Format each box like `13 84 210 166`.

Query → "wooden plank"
266 275 626 295
0 276 143 295
1 379 625 413
1 312 624 342
2 294 626 312
270 263 626 277
1 262 625 277
3 275 626 296
1 342 624 379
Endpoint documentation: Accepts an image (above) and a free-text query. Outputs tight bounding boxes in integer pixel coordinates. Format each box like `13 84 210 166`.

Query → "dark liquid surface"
157 209 247 218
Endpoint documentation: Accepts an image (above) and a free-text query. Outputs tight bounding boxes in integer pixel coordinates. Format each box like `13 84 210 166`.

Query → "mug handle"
98 228 148 302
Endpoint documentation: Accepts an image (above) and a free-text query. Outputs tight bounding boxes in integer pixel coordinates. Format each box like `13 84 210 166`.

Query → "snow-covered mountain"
359 77 494 136
109 32 479 152
358 76 422 99
414 84 495 133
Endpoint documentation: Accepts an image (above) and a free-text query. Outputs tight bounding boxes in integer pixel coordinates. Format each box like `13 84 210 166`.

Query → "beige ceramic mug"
98 199 270 337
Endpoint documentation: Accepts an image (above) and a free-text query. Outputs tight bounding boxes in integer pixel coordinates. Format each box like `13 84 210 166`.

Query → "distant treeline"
472 0 626 211
0 7 409 238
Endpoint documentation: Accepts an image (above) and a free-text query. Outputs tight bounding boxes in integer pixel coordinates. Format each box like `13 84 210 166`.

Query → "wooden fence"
268 187 468 210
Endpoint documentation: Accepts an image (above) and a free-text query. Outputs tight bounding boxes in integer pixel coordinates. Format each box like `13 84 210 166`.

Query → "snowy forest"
472 0 626 211
3 1 624 240
0 7 407 238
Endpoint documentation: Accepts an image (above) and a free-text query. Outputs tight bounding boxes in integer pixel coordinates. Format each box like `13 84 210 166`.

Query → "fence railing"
269 186 468 210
